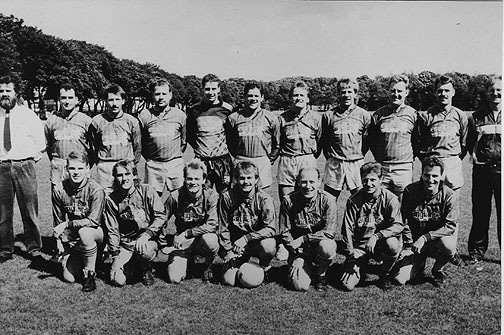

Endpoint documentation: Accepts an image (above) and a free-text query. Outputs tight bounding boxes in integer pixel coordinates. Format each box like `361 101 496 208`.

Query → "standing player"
226 81 280 190
278 80 322 198
187 74 233 192
138 78 186 197
45 83 94 188
467 76 501 265
367 75 418 201
91 84 141 194
52 151 105 292
340 162 403 291
321 77 371 200
280 167 337 291
394 156 458 288
104 160 166 287
0 74 45 262
218 161 277 288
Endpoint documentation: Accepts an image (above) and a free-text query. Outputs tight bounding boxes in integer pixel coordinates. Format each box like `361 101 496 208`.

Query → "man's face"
436 83 455 107
389 82 408 107
0 83 17 110
153 84 172 109
106 92 124 115
203 81 220 104
339 86 357 108
298 169 320 199
185 168 205 196
59 88 78 113
237 170 258 194
291 87 309 110
244 88 263 111
362 172 381 195
67 159 89 185
487 80 502 107
421 165 443 194
114 166 134 191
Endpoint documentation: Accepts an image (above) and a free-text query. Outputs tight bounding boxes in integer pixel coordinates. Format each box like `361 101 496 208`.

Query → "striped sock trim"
82 245 98 257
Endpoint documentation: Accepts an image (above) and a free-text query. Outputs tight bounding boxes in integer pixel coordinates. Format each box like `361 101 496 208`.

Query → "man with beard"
0 74 46 262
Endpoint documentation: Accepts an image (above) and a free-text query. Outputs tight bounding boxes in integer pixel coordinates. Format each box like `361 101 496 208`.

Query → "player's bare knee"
290 270 311 292
315 239 337 260
438 236 456 256
201 233 219 253
384 237 401 256
258 238 277 257
62 269 76 283
167 267 185 284
222 268 238 286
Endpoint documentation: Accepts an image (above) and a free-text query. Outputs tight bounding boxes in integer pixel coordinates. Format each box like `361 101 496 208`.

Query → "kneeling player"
104 160 166 286
394 156 458 288
218 161 277 288
340 162 404 291
280 167 337 291
165 159 219 283
52 151 106 292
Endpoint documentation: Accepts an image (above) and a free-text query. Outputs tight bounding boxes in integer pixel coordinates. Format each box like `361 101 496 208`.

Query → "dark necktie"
4 110 11 152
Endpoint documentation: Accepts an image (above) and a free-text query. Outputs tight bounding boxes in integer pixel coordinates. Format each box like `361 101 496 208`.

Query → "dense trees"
0 14 497 116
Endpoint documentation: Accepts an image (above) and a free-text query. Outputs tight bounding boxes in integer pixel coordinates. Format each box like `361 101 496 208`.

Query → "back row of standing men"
0 72 500 291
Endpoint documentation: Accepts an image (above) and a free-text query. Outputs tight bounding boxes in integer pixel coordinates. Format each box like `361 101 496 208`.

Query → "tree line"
0 13 497 115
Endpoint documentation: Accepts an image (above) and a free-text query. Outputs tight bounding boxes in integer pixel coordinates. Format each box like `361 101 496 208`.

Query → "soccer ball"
237 262 264 288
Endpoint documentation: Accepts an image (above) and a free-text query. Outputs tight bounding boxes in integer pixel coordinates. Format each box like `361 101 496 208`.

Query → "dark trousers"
0 160 42 257
468 165 501 258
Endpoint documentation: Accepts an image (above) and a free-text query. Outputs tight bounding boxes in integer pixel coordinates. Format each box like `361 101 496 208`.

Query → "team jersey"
342 187 403 257
322 105 371 161
91 112 142 164
225 108 280 162
416 105 468 160
138 107 186 162
218 186 277 252
280 189 337 244
467 106 501 171
187 100 233 158
52 178 105 229
401 181 458 247
104 184 166 256
45 109 94 163
165 186 218 237
279 109 322 157
368 104 418 164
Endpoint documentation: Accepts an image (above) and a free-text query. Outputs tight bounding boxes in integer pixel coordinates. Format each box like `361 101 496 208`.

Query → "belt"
0 157 33 164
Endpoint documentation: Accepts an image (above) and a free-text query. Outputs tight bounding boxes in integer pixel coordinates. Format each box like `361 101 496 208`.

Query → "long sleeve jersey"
90 112 142 164
186 100 233 158
225 108 280 162
342 187 403 257
467 106 501 172
279 109 322 157
52 178 105 229
401 181 458 247
45 109 94 164
321 105 371 161
104 184 166 256
367 104 418 164
165 186 218 238
280 190 337 247
218 187 277 252
138 107 186 162
416 105 468 160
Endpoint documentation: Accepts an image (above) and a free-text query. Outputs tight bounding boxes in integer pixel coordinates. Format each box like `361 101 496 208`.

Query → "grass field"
0 148 500 335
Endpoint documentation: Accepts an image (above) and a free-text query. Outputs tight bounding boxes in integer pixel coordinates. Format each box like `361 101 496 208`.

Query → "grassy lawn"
0 147 500 335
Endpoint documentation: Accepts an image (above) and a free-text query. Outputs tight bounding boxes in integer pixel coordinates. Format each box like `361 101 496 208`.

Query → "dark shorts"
199 154 232 191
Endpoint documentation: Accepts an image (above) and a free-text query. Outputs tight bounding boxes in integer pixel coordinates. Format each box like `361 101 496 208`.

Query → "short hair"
244 81 263 97
184 158 207 180
421 155 445 175
289 80 310 98
149 77 172 93
388 74 410 90
296 167 321 184
434 75 454 90
337 77 359 94
103 83 126 100
59 82 76 94
0 74 21 95
234 160 259 181
360 161 383 179
66 151 89 166
201 74 221 88
112 159 140 189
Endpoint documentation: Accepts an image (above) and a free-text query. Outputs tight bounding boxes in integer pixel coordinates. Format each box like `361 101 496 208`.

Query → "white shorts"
440 156 464 190
324 157 363 191
235 155 272 188
277 154 317 187
381 162 413 196
145 158 184 193
96 161 117 194
50 157 68 185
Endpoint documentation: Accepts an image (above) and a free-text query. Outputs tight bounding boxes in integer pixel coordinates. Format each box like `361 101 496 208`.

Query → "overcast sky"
3 0 502 81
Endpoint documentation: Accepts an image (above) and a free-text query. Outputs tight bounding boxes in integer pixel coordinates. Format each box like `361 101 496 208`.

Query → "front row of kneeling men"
53 151 457 292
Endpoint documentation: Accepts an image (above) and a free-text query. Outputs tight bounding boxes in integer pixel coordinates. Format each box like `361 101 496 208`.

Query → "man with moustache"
138 78 186 197
91 84 141 194
280 167 337 291
0 74 46 262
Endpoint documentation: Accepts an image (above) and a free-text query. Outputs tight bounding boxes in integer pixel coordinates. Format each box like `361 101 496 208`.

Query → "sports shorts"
198 154 232 190
96 161 117 194
380 162 413 196
440 156 464 190
234 155 272 188
324 157 363 191
145 157 184 193
50 157 68 185
277 154 317 187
